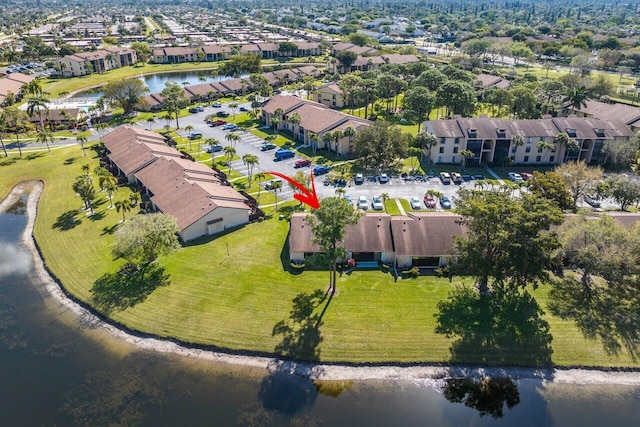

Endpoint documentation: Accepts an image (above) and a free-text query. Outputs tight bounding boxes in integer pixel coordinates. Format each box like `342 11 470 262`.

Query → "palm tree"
309 132 319 155
76 133 88 156
0 110 9 157
565 86 588 111
73 175 95 213
342 126 356 154
555 132 580 162
35 127 54 152
146 117 155 130
242 153 259 183
185 124 194 149
380 192 390 211
229 102 239 121
114 199 132 222
105 52 116 70
23 79 44 96
459 149 475 170
537 140 555 163
255 172 266 197
271 117 280 135
270 179 283 210
225 131 241 148
129 191 141 207
321 132 333 152
223 145 236 174
335 187 346 196
27 94 50 132
288 112 301 140
103 179 118 208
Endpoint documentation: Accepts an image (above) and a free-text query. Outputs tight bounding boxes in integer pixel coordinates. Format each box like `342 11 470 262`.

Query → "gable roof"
289 213 393 254
568 99 640 126
391 213 467 257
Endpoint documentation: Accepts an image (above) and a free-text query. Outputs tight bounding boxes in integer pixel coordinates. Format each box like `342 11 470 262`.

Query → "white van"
439 172 451 184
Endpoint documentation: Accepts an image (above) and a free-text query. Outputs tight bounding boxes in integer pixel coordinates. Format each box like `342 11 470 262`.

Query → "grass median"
1 144 639 367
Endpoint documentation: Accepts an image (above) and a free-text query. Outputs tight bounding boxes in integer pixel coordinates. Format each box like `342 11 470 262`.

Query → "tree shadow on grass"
272 289 328 362
87 210 106 221
90 264 170 314
0 157 17 166
52 209 82 231
548 277 640 360
442 376 521 419
435 285 553 368
64 157 76 165
24 152 44 161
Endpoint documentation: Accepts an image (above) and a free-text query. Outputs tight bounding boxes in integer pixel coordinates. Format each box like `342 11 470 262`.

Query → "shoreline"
4 180 640 384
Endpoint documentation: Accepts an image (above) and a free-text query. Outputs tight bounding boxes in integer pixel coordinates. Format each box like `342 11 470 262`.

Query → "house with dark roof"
564 99 640 133
261 95 370 154
58 47 137 77
289 213 395 264
424 117 634 166
102 126 251 241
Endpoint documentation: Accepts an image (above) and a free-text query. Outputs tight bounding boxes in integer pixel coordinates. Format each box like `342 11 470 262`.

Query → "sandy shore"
3 181 640 384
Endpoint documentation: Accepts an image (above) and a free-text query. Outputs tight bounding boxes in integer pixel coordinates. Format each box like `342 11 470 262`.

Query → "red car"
210 120 227 127
520 172 534 181
294 159 311 168
424 194 437 209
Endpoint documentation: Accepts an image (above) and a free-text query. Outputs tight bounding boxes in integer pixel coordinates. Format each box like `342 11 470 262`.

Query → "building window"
536 155 541 162
524 156 529 162
440 137 446 144
527 137 533 143
454 138 460 144
452 156 457 163
549 155 555 162
453 147 459 153
439 147 444 154
510 155 515 161
511 147 517 154
537 147 543 153
525 147 531 153
437 156 443 163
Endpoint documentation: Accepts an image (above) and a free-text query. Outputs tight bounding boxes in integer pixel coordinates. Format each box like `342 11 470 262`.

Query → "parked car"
222 123 238 130
358 196 368 210
451 172 463 184
584 194 601 208
211 102 222 107
354 173 364 184
439 172 451 184
205 145 223 153
424 194 437 209
410 196 422 210
379 173 389 183
372 197 384 211
261 142 277 151
508 172 524 182
209 120 226 126
216 111 230 117
313 165 331 175
440 196 452 209
188 132 203 140
274 149 295 160
473 174 486 180
294 159 311 168
520 172 534 181
188 106 204 113
265 179 282 190
239 106 248 112
343 195 352 205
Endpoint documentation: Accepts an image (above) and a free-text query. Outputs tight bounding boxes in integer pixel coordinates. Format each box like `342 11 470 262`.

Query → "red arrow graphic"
265 170 320 209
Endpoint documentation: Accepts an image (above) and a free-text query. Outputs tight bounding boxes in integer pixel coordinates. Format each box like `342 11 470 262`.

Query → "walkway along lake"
1 182 640 425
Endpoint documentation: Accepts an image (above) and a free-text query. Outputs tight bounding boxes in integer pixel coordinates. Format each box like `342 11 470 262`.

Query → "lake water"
1 192 640 426
76 70 241 99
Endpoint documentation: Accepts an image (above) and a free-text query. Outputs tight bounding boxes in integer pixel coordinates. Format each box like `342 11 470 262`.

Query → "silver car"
358 196 368 210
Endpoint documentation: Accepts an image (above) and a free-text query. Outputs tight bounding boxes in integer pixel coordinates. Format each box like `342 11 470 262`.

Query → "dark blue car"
313 165 331 175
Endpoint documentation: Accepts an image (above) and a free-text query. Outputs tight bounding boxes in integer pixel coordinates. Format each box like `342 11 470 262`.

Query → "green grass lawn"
1 145 640 367
384 199 401 215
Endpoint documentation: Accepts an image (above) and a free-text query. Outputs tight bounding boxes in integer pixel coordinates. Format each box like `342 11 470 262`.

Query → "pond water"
1 192 640 426
76 70 241 99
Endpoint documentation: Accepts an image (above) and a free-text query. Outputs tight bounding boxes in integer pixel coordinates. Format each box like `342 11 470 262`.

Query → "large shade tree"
453 189 563 294
102 78 149 116
160 82 189 129
308 197 362 295
351 121 408 173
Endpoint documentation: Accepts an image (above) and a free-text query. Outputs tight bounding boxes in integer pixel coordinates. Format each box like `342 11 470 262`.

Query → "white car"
372 197 384 211
379 173 389 183
410 196 422 210
508 172 524 182
358 196 368 210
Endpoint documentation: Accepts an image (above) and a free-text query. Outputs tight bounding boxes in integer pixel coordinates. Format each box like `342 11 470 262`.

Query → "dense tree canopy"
351 121 408 172
454 189 563 293
112 214 180 267
102 79 148 116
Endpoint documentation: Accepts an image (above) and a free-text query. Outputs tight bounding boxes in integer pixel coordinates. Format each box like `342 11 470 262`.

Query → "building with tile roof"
424 117 634 166
102 126 250 241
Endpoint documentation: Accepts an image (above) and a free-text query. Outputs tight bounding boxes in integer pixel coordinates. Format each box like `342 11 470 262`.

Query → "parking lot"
171 105 506 211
